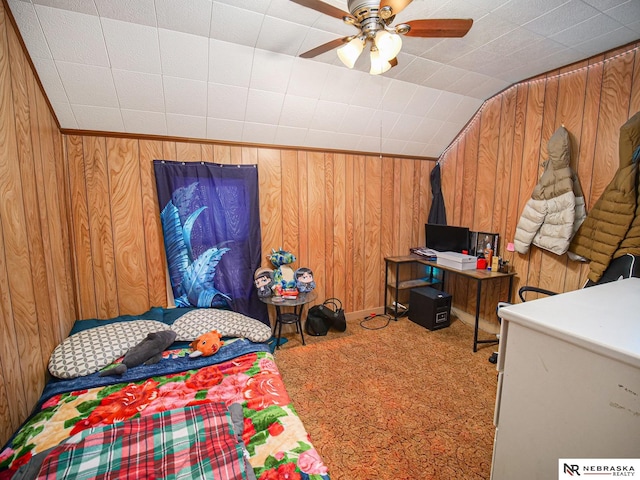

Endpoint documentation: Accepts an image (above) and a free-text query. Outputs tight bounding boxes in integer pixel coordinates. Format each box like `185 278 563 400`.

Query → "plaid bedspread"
37 403 247 479
0 346 330 480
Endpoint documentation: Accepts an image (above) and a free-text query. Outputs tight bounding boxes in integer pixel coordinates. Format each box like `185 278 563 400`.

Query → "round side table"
260 291 317 349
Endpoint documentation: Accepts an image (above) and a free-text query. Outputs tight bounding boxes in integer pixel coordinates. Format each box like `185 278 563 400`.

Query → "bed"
0 307 330 480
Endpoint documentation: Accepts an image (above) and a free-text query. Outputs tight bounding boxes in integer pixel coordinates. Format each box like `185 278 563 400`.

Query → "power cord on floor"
360 312 392 330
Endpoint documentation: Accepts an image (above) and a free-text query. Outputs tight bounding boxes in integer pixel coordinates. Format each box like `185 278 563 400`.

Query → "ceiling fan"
292 0 473 75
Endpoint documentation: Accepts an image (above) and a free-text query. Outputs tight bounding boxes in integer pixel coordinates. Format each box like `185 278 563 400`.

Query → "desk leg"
474 280 481 352
507 275 514 302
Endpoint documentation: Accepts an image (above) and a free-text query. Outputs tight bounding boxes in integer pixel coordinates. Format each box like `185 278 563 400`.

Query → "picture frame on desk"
470 231 499 257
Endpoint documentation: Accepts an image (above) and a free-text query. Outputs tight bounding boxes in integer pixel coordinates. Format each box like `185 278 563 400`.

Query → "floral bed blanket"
0 340 330 480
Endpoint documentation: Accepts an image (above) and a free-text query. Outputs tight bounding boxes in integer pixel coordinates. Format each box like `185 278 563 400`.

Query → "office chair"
489 253 640 363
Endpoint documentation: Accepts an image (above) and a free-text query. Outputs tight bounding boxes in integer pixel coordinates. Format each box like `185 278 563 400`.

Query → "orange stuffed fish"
189 330 223 358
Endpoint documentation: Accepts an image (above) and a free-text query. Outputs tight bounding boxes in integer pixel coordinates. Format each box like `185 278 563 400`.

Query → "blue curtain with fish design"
153 160 268 325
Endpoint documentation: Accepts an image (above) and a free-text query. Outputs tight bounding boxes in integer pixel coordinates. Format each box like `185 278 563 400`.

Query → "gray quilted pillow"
172 309 271 343
49 320 170 379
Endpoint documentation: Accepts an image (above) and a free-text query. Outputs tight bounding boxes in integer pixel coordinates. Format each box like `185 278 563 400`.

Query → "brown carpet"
273 315 498 480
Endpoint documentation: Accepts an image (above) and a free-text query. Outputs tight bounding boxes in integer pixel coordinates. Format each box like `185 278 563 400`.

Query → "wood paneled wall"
440 42 640 321
0 1 75 445
1 0 639 446
65 139 435 320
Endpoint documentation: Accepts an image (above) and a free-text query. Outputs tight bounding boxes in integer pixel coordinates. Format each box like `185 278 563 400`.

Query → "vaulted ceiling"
7 0 640 158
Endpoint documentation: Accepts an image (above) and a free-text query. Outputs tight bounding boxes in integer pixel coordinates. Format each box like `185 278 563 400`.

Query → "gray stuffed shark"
100 330 177 376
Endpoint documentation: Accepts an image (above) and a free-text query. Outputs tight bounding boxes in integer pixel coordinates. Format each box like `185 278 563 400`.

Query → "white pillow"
172 309 271 343
49 320 170 379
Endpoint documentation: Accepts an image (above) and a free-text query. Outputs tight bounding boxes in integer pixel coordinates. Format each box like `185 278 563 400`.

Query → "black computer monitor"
425 224 470 253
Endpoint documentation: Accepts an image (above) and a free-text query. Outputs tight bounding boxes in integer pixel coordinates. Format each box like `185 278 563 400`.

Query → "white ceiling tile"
71 104 124 131
216 0 270 15
35 5 109 65
56 61 118 107
583 0 628 9
207 83 248 120
474 28 544 58
412 117 443 143
206 117 244 142
121 109 167 135
420 38 478 64
209 2 262 47
8 0 51 59
493 0 572 24
155 0 212 37
279 95 318 127
465 76 510 99
166 113 206 138
242 122 278 145
266 0 332 26
572 27 638 56
275 125 309 147
389 114 423 142
550 13 622 46
434 121 464 146
101 18 161 74
425 92 463 121
255 16 308 56
311 100 348 131
208 39 254 87
50 101 77 128
401 141 429 157
30 57 67 103
423 65 470 91
448 96 484 123
9 0 640 158
524 0 599 37
339 105 377 135
245 89 285 124
382 81 419 114
320 68 365 104
163 76 207 116
458 11 519 48
605 0 640 25
32 0 97 15
159 29 208 81
94 0 156 27
391 56 443 85
356 135 383 154
286 58 331 99
112 70 164 112
250 50 294 94
348 73 385 109
404 86 442 116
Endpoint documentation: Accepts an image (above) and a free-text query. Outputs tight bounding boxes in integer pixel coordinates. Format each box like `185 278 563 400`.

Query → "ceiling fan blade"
289 0 352 20
379 0 413 17
299 36 352 58
404 18 473 38
390 57 398 68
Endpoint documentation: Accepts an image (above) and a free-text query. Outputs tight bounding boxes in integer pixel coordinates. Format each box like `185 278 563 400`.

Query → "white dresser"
491 278 640 480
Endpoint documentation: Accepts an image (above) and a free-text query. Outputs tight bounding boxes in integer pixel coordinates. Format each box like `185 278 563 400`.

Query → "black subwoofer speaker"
409 286 451 330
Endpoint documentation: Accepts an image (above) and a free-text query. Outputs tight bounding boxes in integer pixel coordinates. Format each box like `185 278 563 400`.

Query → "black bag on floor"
305 305 330 336
322 298 346 332
305 298 347 336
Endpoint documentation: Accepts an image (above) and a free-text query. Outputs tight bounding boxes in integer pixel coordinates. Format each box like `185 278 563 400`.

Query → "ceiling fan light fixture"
369 46 392 75
374 30 402 61
337 36 364 68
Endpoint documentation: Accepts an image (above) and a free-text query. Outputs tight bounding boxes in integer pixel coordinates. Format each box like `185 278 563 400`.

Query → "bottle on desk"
485 247 493 270
491 255 500 272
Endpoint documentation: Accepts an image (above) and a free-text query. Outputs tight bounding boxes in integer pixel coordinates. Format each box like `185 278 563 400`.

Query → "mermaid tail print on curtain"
154 160 268 325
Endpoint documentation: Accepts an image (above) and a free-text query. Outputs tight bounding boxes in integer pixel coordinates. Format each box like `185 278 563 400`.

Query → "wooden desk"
385 254 516 352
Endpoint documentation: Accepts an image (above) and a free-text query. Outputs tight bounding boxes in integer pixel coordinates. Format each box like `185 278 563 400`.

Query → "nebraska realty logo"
560 459 639 477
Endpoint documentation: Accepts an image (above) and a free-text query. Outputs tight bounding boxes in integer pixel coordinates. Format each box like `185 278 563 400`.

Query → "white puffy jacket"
514 126 587 255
